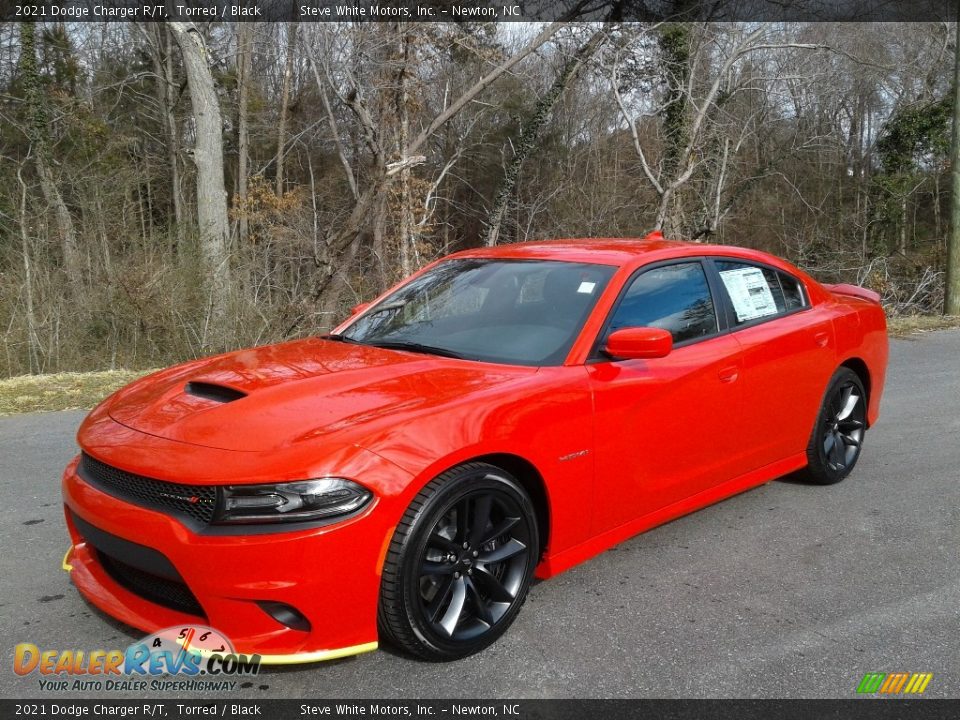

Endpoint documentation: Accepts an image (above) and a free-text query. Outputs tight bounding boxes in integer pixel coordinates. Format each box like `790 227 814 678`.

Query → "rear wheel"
799 367 866 485
378 463 539 661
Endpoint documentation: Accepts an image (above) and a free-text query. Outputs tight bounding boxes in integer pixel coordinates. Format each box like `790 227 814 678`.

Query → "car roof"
449 232 786 269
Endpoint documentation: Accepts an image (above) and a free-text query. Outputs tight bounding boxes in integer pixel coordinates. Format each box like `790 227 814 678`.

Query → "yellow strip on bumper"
257 641 378 665
58 543 375 665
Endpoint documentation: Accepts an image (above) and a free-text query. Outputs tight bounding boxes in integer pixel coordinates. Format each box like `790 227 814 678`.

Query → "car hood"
105 338 536 452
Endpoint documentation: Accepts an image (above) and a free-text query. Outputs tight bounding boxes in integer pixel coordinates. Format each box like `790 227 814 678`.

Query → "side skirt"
535 452 807 579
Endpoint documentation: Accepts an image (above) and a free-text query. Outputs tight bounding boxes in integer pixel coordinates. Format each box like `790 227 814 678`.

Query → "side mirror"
350 302 371 316
604 327 673 360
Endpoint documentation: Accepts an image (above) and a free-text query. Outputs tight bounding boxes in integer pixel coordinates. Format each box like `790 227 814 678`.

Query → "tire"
378 462 539 661
798 367 867 485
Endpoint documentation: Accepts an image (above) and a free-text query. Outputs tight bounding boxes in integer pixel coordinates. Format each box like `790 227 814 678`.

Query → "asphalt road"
2 331 958 700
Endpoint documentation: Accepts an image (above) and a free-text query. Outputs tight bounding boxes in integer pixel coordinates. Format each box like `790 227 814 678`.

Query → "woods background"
1 19 957 377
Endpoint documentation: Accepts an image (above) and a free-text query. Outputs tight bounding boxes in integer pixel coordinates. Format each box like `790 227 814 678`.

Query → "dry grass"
887 314 960 338
0 315 958 416
0 370 153 417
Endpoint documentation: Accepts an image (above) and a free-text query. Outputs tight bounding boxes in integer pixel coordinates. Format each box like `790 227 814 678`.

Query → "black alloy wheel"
378 463 539 660
800 367 867 485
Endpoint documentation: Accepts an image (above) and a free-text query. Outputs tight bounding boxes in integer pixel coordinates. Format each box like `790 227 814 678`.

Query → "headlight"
213 478 372 525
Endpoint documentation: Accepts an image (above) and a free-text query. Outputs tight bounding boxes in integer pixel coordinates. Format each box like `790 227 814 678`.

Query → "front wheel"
378 463 539 661
798 367 867 485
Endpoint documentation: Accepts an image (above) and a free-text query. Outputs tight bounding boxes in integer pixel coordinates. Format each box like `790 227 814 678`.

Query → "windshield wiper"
321 333 361 343
367 340 467 360
323 335 466 360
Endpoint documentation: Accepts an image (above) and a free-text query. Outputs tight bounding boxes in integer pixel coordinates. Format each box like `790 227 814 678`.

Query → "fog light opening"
257 601 312 632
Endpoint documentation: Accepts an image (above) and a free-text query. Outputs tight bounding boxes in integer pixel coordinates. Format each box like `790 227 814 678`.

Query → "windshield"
338 259 616 366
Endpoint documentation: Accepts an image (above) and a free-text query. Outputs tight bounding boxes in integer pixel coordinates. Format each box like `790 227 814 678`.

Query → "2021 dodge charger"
61 234 888 662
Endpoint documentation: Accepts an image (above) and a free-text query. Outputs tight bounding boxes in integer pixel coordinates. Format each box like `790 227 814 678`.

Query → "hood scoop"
184 381 247 404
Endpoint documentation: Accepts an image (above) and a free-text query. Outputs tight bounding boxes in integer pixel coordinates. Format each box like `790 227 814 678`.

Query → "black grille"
78 453 217 525
98 551 205 617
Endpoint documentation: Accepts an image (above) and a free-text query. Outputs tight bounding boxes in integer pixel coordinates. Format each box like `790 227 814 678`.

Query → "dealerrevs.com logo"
13 625 260 692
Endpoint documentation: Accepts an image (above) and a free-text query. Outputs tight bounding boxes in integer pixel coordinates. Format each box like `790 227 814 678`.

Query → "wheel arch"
839 357 871 425
469 453 550 562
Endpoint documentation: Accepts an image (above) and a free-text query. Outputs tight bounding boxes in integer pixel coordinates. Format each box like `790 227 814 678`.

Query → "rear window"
715 261 806 325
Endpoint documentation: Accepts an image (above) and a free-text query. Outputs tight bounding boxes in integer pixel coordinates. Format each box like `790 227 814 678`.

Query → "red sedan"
62 235 888 662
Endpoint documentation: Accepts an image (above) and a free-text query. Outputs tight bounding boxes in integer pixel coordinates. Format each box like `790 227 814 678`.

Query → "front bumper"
62 453 401 661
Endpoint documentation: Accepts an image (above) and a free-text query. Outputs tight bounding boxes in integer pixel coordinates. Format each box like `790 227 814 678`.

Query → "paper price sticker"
719 267 777 322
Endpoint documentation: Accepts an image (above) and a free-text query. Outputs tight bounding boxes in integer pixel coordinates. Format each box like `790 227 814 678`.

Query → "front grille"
69 510 206 618
78 453 217 525
98 551 205 617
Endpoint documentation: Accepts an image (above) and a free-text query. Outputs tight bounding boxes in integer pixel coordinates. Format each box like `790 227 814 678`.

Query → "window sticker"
718 267 778 322
577 281 596 294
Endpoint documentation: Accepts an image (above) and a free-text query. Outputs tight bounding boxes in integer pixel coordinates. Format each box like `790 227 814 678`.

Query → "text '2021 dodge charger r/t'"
62 234 888 662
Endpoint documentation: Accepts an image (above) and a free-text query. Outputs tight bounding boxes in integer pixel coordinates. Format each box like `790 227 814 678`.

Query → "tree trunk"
149 24 184 250
276 22 299 197
164 26 184 247
305 44 358 199
17 164 40 374
395 25 416 275
658 23 691 182
168 21 231 342
485 27 608 246
36 155 82 286
19 23 82 294
656 24 692 238
318 235 364 330
898 195 908 255
946 15 960 315
237 20 253 244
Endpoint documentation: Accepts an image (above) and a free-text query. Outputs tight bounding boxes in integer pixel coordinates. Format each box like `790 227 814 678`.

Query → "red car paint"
62 235 888 661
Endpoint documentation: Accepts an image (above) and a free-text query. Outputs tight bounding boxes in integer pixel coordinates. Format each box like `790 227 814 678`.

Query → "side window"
608 262 718 344
715 261 806 326
779 271 806 311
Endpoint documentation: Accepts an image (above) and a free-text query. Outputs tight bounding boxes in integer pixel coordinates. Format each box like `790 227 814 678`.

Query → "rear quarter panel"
831 294 888 426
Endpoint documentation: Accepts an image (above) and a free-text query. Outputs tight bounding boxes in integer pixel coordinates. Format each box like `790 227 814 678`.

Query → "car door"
587 259 750 533
707 257 837 470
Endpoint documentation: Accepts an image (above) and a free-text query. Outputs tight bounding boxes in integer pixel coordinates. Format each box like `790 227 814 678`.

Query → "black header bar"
2 0 958 23
2 699 959 719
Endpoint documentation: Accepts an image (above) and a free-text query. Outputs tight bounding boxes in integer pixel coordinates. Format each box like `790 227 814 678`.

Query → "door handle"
718 366 739 383
814 331 830 347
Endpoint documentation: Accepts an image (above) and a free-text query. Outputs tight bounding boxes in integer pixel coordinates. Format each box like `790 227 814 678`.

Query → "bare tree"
947 15 960 314
237 20 253 244
144 22 185 248
612 26 770 236
16 161 40 373
276 22 299 197
305 38 358 199
286 21 566 333
486 26 612 246
18 23 82 294
168 21 231 342
394 24 419 275
0 21 955 378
